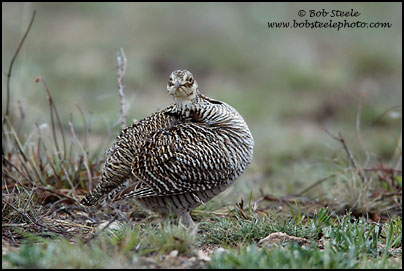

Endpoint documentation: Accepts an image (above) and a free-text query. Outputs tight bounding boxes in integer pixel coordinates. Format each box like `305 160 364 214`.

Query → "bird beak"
174 81 180 89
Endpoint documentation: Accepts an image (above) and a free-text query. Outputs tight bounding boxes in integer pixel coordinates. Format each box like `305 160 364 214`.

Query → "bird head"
167 70 199 101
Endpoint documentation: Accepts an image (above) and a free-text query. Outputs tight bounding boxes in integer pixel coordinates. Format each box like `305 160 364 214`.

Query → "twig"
2 171 21 188
362 167 402 174
33 122 42 169
34 122 59 182
34 186 78 203
296 173 337 197
3 10 36 124
17 99 25 134
356 90 370 168
323 128 358 168
40 77 67 161
69 121 93 190
39 78 77 195
2 197 43 229
2 154 32 188
116 48 127 130
339 133 359 170
76 104 89 151
323 128 367 183
60 163 77 198
2 198 67 235
2 198 36 225
4 117 39 183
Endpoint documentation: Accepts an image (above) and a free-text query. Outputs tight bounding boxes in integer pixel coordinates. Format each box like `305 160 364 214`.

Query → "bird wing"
129 122 236 197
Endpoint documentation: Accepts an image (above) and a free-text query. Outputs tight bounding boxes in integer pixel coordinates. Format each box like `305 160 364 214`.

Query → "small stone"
168 250 179 258
197 250 211 262
259 232 311 248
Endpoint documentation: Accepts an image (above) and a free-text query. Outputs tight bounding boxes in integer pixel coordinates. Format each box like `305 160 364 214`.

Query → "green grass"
209 243 401 269
3 209 402 269
209 215 402 269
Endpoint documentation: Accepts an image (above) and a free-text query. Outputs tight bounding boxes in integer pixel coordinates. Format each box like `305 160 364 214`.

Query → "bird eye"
169 77 173 81
188 77 193 82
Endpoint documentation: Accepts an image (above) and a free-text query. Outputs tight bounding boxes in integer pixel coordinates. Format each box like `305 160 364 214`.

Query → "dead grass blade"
3 10 36 122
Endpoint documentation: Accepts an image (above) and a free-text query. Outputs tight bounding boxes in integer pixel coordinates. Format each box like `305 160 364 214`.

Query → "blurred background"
2 2 402 200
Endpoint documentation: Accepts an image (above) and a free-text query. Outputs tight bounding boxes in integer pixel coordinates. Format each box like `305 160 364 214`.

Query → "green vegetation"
2 2 402 269
3 209 402 268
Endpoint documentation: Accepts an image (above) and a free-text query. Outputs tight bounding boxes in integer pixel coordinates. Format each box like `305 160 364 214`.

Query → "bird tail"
80 188 104 206
112 182 157 202
80 179 132 207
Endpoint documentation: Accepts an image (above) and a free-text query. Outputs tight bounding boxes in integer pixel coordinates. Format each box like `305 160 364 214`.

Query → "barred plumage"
81 70 254 221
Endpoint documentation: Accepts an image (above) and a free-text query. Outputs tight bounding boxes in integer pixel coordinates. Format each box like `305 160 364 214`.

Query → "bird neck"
174 89 200 114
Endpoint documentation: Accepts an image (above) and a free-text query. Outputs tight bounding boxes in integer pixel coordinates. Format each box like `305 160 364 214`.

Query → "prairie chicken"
81 70 254 224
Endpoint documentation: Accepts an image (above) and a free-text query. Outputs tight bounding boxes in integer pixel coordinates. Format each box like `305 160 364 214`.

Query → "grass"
2 100 402 268
2 2 402 269
209 243 401 269
3 208 402 268
209 214 402 269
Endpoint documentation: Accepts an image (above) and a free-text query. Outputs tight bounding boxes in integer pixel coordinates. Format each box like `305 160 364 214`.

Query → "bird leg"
180 212 195 227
